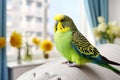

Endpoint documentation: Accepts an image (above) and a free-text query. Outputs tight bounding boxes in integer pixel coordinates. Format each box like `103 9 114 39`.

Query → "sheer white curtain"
79 0 95 46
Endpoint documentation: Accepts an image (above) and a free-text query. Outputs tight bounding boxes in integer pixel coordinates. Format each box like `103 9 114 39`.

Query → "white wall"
109 0 120 46
109 0 120 25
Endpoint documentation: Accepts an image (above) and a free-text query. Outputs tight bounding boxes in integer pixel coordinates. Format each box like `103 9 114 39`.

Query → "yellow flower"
10 31 22 48
0 37 6 48
40 40 53 52
32 37 41 46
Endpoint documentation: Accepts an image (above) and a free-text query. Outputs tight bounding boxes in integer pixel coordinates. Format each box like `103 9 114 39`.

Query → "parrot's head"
54 14 77 33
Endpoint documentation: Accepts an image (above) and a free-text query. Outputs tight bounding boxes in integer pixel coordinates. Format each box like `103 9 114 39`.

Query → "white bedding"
17 44 120 80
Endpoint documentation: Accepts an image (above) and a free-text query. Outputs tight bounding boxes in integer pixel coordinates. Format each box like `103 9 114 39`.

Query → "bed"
17 44 120 80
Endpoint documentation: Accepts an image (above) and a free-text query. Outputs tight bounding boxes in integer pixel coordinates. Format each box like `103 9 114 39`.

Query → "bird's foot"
62 61 80 68
67 63 79 68
62 61 73 64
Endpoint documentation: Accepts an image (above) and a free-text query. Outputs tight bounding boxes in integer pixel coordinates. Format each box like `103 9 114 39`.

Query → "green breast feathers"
54 31 91 65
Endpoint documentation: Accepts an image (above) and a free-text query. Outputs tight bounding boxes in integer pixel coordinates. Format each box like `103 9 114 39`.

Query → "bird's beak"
55 20 58 25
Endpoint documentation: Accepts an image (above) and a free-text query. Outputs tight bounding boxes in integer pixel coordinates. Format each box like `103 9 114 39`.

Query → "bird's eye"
60 19 64 22
62 24 65 28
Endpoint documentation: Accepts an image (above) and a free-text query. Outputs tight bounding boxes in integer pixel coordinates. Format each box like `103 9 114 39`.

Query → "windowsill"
7 58 57 68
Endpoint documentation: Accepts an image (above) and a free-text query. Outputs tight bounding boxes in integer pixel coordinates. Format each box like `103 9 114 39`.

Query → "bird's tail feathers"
98 63 120 75
101 55 120 66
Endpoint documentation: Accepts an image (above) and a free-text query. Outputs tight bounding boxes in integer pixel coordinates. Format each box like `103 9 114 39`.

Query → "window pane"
36 17 42 22
26 0 33 6
36 2 42 7
26 16 32 21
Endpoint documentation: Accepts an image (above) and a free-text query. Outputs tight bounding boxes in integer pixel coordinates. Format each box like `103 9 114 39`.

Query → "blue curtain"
84 0 108 44
0 0 8 80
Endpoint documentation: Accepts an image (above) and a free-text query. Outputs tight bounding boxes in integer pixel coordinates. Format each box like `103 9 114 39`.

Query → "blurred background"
6 0 120 62
6 0 88 62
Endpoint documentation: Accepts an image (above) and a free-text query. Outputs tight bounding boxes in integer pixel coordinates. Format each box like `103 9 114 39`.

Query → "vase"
23 42 32 62
23 52 32 62
17 48 22 64
23 47 32 62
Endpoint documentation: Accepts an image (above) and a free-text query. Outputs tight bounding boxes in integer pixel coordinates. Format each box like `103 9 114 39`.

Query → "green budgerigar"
54 14 120 75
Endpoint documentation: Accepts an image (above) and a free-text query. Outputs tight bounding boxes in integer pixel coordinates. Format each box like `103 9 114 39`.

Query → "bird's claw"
62 61 68 64
62 61 80 68
62 61 73 64
67 63 79 67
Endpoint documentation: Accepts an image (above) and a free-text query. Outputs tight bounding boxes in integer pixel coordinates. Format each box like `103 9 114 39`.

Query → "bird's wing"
71 31 100 58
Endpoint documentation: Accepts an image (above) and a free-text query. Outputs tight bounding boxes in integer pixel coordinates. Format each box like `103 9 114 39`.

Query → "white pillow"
17 43 120 80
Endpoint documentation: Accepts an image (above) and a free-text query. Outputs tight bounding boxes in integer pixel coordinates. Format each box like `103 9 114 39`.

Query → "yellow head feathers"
54 14 77 33
54 14 70 32
54 14 65 21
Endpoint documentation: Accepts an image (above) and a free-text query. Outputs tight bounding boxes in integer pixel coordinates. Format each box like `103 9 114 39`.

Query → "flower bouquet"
94 16 120 43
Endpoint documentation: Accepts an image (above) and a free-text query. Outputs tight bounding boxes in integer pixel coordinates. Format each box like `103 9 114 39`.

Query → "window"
26 16 32 21
36 17 42 22
26 0 33 6
79 0 95 45
36 2 42 8
6 0 43 62
6 0 95 62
